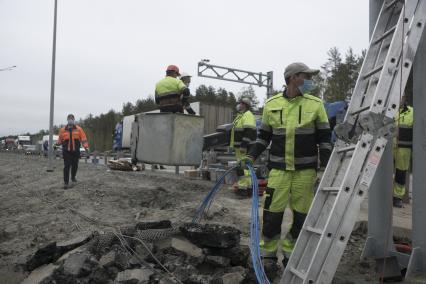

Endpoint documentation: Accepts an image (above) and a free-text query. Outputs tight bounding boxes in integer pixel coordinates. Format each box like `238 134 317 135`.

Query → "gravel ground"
0 152 386 283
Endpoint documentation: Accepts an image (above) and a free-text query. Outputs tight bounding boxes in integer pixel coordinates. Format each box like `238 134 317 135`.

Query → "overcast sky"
0 0 369 137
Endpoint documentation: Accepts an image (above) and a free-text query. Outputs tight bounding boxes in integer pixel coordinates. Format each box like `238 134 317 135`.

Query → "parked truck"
4 137 16 150
16 135 31 150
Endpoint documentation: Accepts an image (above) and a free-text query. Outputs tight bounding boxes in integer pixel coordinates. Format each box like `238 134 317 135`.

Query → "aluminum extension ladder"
280 1 426 283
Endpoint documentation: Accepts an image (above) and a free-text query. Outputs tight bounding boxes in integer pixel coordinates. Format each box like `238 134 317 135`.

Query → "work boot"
393 197 403 208
262 257 279 280
63 183 69 190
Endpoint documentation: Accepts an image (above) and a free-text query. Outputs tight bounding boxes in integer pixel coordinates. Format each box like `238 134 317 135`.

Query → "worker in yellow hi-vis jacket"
239 62 332 274
230 97 257 192
393 96 413 208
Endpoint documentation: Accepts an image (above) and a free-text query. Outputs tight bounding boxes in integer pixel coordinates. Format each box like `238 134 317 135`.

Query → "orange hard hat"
166 65 180 75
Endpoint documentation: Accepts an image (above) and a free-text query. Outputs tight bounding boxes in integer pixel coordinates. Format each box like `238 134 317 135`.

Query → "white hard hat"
239 97 252 107
180 72 191 78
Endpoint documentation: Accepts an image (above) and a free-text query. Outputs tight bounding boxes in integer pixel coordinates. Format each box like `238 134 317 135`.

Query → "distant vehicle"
17 135 31 149
24 145 38 155
5 137 16 150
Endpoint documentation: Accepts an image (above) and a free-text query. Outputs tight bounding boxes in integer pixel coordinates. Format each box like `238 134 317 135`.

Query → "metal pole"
47 0 58 172
362 0 395 259
406 19 426 279
266 71 274 98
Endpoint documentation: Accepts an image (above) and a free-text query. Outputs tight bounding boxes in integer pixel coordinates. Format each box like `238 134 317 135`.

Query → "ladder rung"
321 186 340 192
336 145 357 153
363 64 384 79
350 105 370 116
305 226 324 235
374 25 397 44
289 266 306 280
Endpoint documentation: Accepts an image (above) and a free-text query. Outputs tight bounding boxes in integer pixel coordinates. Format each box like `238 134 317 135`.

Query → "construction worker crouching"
231 97 257 195
393 96 413 208
56 114 89 189
240 62 332 272
155 65 194 114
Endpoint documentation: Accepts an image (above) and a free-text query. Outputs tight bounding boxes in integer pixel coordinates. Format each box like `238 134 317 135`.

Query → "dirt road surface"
0 152 379 283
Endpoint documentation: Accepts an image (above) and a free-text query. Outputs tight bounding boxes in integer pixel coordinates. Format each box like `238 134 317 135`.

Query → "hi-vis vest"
250 92 332 170
57 125 89 152
155 76 187 107
230 110 257 150
396 106 413 148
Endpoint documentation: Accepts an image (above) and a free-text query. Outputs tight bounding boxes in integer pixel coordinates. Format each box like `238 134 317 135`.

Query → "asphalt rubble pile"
22 220 258 284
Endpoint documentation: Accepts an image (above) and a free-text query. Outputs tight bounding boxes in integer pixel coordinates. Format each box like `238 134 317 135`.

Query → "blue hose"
192 166 237 223
247 164 271 284
193 164 271 284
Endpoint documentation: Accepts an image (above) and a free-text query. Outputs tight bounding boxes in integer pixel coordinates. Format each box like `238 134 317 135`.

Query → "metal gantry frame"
197 60 274 98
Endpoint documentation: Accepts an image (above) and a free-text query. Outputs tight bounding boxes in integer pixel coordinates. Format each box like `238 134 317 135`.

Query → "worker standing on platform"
393 96 413 208
180 72 196 115
230 97 257 195
155 65 191 113
240 62 332 272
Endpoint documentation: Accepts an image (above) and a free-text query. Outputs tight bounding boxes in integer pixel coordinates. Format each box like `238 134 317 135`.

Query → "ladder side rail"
282 148 350 283
382 0 426 119
345 1 403 126
300 3 425 278
281 136 372 283
290 154 354 278
313 137 389 283
338 2 408 142
281 2 426 283
301 134 375 283
347 2 405 124
365 1 419 118
312 2 426 280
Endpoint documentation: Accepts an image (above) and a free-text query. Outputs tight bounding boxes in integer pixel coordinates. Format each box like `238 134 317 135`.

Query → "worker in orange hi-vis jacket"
56 114 89 189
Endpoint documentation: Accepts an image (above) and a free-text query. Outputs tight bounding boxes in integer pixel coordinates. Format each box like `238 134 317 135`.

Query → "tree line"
3 47 366 152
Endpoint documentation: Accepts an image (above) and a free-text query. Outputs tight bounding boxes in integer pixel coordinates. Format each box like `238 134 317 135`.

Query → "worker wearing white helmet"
180 72 196 115
180 72 191 87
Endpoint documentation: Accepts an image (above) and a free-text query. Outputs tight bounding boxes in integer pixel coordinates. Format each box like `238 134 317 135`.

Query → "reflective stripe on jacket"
396 106 413 148
57 125 89 152
249 92 332 170
230 110 257 150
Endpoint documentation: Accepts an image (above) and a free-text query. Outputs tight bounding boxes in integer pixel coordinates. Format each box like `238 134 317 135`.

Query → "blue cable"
192 164 271 284
248 164 271 284
192 166 237 223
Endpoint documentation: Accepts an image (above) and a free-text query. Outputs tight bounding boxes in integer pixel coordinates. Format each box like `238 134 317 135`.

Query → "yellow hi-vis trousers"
393 147 411 199
260 168 316 258
235 148 251 188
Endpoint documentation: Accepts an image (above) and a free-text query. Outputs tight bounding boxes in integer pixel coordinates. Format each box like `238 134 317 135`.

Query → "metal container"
134 113 204 166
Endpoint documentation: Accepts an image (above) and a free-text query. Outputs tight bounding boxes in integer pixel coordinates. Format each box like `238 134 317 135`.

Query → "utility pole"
197 60 274 98
47 0 58 172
